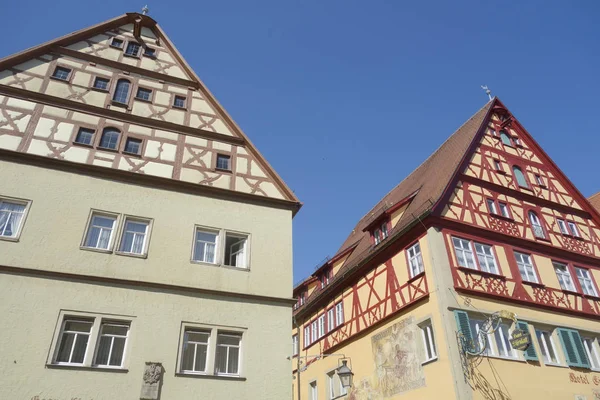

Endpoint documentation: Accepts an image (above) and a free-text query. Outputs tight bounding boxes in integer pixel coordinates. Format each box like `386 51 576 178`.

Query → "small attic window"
373 221 389 245
320 267 332 289
110 38 124 49
52 66 71 81
124 42 141 57
173 95 186 109
143 47 156 58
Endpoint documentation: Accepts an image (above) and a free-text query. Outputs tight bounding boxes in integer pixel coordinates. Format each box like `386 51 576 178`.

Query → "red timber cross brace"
445 229 600 320
321 260 429 352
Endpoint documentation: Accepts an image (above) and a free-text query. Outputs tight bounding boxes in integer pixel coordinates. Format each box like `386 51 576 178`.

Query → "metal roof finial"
481 85 492 101
142 5 149 15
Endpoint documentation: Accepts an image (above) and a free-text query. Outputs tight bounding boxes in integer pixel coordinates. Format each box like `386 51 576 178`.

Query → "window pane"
71 334 89 363
500 131 512 146
124 138 142 154
99 129 120 149
225 234 247 268
215 346 228 373
194 343 208 371
56 333 75 362
218 333 241 346
95 336 111 365
194 230 217 263
181 343 195 371
75 128 95 145
109 337 126 366
513 166 529 188
228 346 240 374
125 42 140 56
65 320 92 332
0 201 26 237
93 78 109 90
113 80 130 104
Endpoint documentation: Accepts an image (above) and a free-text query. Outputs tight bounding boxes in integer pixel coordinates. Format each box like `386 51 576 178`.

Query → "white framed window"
494 323 517 359
49 311 132 369
498 202 510 218
419 319 437 363
514 251 538 283
292 334 299 356
535 329 560 365
191 226 249 269
486 198 497 214
224 232 248 268
94 322 130 367
0 197 30 240
215 332 242 376
575 267 598 297
83 212 118 251
117 217 151 256
407 242 424 277
453 237 476 269
528 211 545 239
535 174 543 185
327 308 335 332
326 370 347 399
181 329 210 373
192 228 218 264
557 218 569 235
373 221 389 245
311 321 318 344
582 337 600 370
493 159 502 171
317 314 325 339
474 242 499 274
553 262 576 292
335 302 344 327
309 380 318 400
568 221 580 237
177 323 245 377
304 326 311 347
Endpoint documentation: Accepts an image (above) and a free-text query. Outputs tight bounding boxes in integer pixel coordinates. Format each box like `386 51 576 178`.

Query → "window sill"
490 214 514 223
175 372 246 381
134 97 153 104
123 53 140 59
122 151 142 157
215 167 232 174
46 364 128 373
522 280 545 289
111 100 129 109
536 184 547 189
72 141 94 149
115 251 148 259
109 45 123 50
562 233 584 241
483 354 525 363
0 235 20 242
422 356 438 366
190 260 250 272
534 236 552 243
97 146 119 153
561 289 581 297
90 87 110 93
49 76 70 83
457 266 506 280
143 53 157 59
172 105 187 111
519 185 533 192
584 294 600 301
408 271 425 283
495 170 507 175
80 246 113 255
544 362 567 369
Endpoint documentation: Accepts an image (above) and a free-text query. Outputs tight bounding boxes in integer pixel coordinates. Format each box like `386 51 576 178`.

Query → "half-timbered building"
0 11 300 400
292 98 600 400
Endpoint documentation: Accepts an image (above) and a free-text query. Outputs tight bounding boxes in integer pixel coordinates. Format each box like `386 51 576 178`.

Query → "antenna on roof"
141 5 149 15
481 85 492 101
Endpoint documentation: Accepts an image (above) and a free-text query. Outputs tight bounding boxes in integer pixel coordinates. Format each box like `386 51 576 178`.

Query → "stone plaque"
140 362 163 400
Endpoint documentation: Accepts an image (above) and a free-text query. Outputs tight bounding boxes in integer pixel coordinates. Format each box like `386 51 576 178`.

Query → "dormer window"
320 268 332 289
373 221 389 245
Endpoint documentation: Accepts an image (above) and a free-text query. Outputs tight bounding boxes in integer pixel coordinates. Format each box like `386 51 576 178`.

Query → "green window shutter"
557 328 590 368
557 328 579 367
569 330 590 369
516 321 538 361
454 310 473 350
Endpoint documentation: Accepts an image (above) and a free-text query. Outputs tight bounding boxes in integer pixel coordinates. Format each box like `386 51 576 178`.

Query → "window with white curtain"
292 334 299 356
514 251 538 283
181 329 210 373
557 219 569 235
327 308 335 332
575 267 598 297
335 302 344 327
224 233 248 268
317 314 325 339
528 211 545 239
193 229 218 264
304 326 311 347
407 242 424 277
118 218 150 255
453 237 476 269
553 262 576 292
535 329 560 365
83 213 117 250
582 337 600 370
494 323 517 358
49 312 131 369
0 198 29 239
474 242 499 274
309 381 318 400
568 221 580 237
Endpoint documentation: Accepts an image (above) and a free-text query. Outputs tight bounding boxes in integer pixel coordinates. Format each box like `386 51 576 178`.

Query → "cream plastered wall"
293 235 459 400
429 226 600 400
0 160 293 300
0 272 292 400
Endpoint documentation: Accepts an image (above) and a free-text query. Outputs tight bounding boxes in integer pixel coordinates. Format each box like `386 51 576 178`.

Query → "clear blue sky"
2 1 599 284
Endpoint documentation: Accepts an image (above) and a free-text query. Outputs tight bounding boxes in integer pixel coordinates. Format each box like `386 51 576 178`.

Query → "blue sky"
2 1 599 284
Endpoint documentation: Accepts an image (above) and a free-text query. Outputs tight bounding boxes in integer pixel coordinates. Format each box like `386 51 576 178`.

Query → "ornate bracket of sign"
460 310 530 356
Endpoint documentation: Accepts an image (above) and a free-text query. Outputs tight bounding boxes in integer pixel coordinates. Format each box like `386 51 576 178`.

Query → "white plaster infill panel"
1 110 31 133
6 97 36 111
141 161 173 178
0 135 21 151
63 146 91 164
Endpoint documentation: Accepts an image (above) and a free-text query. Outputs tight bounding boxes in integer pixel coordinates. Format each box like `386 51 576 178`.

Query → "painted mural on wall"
349 317 425 400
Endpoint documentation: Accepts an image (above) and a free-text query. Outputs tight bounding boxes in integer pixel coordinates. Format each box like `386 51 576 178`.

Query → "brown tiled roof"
294 99 495 309
588 192 600 213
